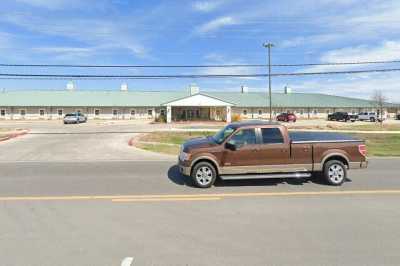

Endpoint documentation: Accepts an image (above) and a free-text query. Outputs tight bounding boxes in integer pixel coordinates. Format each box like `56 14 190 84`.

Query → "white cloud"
292 72 400 102
195 16 237 34
321 41 400 63
0 12 148 58
192 1 225 12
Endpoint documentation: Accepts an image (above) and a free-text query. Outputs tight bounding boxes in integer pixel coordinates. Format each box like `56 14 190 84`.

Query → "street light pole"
263 42 274 121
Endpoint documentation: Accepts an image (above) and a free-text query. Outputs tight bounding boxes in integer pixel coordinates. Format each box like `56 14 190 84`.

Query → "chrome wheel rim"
328 164 344 184
195 166 213 186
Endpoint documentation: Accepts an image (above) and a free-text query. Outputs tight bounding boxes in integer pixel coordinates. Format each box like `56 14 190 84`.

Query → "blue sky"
0 0 400 101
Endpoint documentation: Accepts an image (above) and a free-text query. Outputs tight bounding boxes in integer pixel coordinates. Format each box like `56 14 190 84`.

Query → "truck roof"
229 120 280 128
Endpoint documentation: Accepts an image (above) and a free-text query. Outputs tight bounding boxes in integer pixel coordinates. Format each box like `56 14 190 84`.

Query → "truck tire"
191 161 217 188
323 160 347 186
370 117 375 122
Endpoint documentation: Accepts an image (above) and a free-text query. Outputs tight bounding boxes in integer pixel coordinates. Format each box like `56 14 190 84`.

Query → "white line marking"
121 257 134 266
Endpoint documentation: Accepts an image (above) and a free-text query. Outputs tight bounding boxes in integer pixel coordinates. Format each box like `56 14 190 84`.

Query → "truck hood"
182 136 217 152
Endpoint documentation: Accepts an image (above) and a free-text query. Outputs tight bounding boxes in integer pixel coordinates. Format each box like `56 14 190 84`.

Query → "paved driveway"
0 120 174 162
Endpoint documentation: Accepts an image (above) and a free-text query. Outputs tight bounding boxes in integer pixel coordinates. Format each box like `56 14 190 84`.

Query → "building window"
94 109 100 116
160 109 165 116
57 109 63 116
313 109 318 115
130 110 136 116
258 110 262 115
243 110 248 115
39 109 45 116
148 109 153 116
20 109 26 116
113 109 118 116
0 109 5 116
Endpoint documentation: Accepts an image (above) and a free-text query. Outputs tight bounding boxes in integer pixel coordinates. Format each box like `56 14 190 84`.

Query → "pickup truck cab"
178 121 367 188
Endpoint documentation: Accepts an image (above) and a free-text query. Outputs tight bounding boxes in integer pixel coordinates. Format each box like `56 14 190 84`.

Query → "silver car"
63 113 87 124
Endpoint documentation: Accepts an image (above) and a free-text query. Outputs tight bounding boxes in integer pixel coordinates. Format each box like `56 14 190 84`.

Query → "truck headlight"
179 151 190 161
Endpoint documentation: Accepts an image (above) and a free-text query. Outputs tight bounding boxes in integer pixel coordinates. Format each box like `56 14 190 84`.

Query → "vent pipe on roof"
121 83 128 91
66 81 75 91
189 83 199 95
284 85 292 94
241 85 249 93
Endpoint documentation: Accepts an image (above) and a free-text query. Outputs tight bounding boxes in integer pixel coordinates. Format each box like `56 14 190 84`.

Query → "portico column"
226 106 231 123
167 105 172 123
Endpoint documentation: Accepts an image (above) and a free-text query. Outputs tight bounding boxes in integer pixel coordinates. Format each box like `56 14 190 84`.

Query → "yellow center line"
111 197 222 202
0 189 400 202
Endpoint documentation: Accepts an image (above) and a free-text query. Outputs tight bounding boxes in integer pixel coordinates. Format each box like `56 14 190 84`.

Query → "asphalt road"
1 123 400 266
0 159 399 266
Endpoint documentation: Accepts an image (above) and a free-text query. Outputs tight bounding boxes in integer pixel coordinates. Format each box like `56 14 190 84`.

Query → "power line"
1 60 400 68
1 68 400 80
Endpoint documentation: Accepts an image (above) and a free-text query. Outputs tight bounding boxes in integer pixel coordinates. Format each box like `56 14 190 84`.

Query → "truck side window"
261 128 284 144
229 129 256 146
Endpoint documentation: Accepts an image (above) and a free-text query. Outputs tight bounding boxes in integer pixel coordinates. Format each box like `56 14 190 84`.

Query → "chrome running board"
220 172 311 180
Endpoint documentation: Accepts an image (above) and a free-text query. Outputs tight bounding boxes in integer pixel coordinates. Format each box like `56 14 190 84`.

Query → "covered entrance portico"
162 93 233 123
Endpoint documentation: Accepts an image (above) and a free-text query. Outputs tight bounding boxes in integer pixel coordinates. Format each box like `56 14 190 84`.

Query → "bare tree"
371 89 387 126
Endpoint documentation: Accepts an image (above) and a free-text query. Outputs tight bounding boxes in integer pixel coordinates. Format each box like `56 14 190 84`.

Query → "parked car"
178 120 367 188
276 112 297 122
358 112 386 122
327 112 357 122
63 113 87 124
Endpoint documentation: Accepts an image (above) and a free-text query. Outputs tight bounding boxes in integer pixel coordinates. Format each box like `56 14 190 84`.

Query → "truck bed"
289 131 361 144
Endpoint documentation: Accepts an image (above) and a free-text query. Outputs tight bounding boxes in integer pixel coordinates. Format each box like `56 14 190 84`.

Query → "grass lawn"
136 143 180 155
340 123 400 131
135 131 400 157
352 133 400 157
139 131 215 145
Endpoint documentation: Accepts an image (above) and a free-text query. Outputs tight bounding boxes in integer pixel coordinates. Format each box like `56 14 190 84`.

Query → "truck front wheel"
191 161 217 188
323 160 347 186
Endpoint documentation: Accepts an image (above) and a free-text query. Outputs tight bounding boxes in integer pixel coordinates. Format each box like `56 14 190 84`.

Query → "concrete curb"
0 129 29 143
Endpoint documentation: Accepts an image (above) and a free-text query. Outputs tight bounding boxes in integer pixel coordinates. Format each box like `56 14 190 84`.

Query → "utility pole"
263 42 274 121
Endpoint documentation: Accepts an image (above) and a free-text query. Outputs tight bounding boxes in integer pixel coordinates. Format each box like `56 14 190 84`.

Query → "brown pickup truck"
178 120 367 188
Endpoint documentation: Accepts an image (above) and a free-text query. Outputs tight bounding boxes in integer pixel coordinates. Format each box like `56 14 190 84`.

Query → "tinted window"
261 128 284 144
229 129 256 146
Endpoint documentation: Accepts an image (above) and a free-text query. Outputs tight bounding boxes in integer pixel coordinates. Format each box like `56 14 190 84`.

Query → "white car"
358 112 386 122
63 113 87 124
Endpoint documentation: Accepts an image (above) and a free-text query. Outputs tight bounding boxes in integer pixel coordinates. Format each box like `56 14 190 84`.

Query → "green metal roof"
0 90 397 108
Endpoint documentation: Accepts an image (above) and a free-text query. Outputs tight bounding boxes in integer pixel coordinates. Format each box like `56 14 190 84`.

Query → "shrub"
155 114 167 123
231 114 241 122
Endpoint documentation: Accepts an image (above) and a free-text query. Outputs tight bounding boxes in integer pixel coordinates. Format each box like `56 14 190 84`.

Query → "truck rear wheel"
191 161 217 188
323 160 347 186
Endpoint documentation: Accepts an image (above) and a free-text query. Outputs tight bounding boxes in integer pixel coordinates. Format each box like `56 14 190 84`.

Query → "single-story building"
0 84 398 123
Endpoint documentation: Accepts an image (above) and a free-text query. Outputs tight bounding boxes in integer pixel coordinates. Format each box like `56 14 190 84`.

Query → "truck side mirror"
225 141 237 151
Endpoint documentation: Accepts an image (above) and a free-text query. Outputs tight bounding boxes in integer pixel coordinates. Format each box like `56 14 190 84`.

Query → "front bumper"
178 160 191 176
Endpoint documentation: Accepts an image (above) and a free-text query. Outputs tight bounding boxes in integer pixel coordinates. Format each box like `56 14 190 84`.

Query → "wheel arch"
322 153 350 169
190 156 220 176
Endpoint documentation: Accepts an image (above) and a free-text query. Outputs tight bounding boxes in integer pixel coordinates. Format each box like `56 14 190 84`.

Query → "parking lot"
0 119 400 266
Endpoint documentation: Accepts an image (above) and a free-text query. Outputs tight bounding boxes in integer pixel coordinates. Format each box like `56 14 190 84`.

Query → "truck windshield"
212 125 235 144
